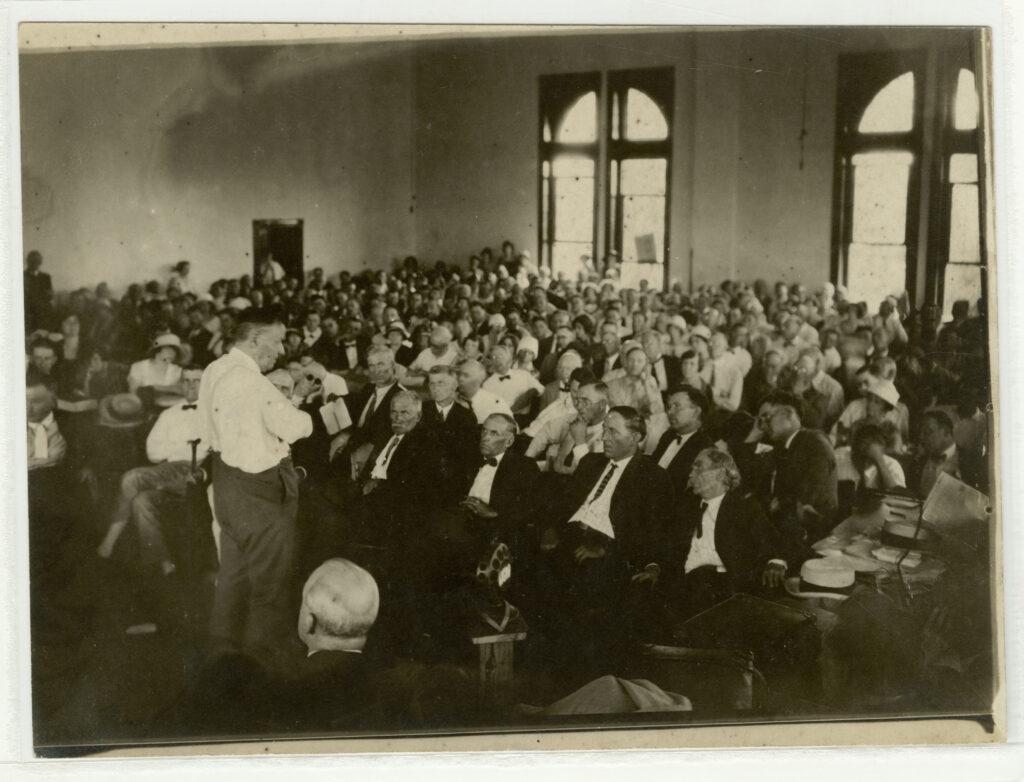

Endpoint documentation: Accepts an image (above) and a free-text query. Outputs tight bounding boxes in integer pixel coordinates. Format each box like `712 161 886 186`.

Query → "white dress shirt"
729 346 753 377
146 399 208 463
198 347 312 473
409 344 460 373
657 429 699 470
684 492 727 574
27 413 67 470
651 356 669 391
569 422 606 465
483 368 544 409
524 393 576 438
358 382 398 427
302 327 322 348
709 355 744 412
468 451 505 504
370 433 405 480
569 455 632 539
467 388 514 424
128 359 182 393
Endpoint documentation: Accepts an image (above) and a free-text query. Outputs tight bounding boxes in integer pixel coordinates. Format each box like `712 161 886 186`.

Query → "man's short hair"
609 405 646 440
391 389 423 412
695 447 742 491
366 344 397 365
569 367 597 386
485 412 518 435
25 367 54 392
428 365 457 378
29 339 55 355
303 559 379 640
666 384 710 420
923 409 954 435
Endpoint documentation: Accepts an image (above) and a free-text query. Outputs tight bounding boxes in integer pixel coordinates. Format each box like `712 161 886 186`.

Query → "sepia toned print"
16 22 1001 756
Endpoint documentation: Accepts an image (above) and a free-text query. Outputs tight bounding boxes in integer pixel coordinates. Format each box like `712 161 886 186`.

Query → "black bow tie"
560 385 571 393
181 404 197 410
343 341 357 347
483 457 498 467
674 434 685 444
498 374 511 381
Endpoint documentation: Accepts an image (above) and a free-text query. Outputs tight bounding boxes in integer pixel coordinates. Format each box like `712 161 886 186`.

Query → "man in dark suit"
330 345 405 462
766 401 839 555
420 365 479 498
665 448 788 620
643 330 681 399
351 391 443 550
328 317 369 372
651 384 715 490
531 406 671 681
593 322 624 380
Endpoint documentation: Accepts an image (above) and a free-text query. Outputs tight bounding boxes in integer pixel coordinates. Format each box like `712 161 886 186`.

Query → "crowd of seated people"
23 243 993 730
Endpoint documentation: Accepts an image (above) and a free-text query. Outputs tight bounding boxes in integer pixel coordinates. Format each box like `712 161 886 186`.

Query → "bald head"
457 359 488 396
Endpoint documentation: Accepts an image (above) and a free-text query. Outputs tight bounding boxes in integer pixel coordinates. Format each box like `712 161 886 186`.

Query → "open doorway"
253 218 304 285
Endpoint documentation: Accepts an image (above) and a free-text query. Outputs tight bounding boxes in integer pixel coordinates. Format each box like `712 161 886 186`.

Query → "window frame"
830 50 928 305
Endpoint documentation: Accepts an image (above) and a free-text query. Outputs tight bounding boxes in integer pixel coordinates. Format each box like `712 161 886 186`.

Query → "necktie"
590 462 618 502
29 422 48 459
482 457 498 468
181 404 197 410
560 385 570 393
359 389 379 426
439 404 449 421
378 435 401 471
499 374 511 381
674 433 684 445
695 500 709 538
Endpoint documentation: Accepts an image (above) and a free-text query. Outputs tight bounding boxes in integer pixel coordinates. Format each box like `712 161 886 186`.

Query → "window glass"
556 92 598 143
858 72 915 133
847 244 907 312
851 151 913 245
624 88 668 141
949 184 980 263
954 68 979 131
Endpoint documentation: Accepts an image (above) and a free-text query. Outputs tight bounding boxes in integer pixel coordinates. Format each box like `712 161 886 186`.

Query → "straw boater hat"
784 557 856 601
149 333 182 360
97 393 146 429
667 314 688 334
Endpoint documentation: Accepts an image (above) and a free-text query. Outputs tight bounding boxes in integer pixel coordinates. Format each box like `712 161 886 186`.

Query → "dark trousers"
209 454 299 668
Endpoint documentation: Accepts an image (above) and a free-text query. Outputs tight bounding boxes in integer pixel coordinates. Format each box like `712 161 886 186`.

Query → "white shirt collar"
228 346 260 374
701 492 727 517
942 442 957 461
784 430 799 450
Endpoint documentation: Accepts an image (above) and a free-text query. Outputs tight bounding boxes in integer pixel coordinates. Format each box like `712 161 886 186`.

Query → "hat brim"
97 411 145 429
783 577 850 602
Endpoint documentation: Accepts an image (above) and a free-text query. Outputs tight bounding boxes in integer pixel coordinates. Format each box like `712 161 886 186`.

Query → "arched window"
833 54 924 312
607 71 673 290
540 68 674 287
943 68 983 317
539 74 599 278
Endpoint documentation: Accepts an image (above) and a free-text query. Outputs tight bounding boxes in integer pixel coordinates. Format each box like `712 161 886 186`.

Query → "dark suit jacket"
421 400 479 498
649 426 714 494
560 452 672 573
651 354 682 394
593 351 623 380
457 448 540 536
320 339 367 372
358 423 444 529
668 490 783 595
771 428 839 547
347 382 405 449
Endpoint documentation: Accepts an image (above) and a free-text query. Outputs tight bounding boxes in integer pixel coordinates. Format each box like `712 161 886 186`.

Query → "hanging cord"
798 40 809 170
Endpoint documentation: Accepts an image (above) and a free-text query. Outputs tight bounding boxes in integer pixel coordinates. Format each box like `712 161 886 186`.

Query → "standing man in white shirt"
97 366 208 573
199 312 314 668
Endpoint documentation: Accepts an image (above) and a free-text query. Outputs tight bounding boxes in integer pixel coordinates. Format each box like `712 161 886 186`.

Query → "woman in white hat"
128 333 184 395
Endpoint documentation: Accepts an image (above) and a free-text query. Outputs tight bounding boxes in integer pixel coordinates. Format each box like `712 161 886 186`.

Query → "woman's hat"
689 324 713 342
149 332 182 359
97 393 146 429
667 314 688 334
866 377 900 407
784 557 856 601
385 320 409 337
